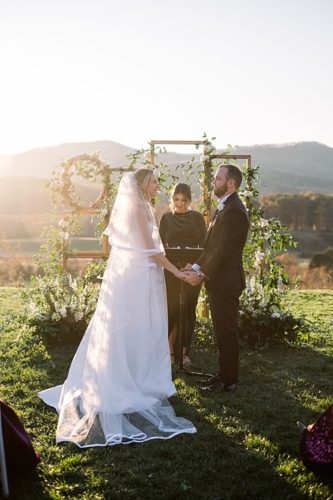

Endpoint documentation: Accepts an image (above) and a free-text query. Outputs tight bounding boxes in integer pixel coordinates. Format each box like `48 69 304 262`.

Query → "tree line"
260 192 333 230
2 185 333 236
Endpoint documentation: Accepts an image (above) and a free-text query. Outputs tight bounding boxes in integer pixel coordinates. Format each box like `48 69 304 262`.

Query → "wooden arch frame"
62 142 251 269
62 165 133 270
149 140 251 225
149 139 206 164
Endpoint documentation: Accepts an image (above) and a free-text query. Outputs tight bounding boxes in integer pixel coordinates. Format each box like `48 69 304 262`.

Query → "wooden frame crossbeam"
62 144 251 269
150 140 205 145
62 208 110 269
149 140 205 164
210 153 251 165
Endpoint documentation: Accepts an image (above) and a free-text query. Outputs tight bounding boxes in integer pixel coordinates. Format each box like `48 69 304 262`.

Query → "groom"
184 164 249 392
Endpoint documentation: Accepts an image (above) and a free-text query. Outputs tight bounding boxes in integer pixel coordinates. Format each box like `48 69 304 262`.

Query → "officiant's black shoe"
200 380 236 393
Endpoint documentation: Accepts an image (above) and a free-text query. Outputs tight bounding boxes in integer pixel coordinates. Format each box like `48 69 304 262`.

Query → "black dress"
159 210 207 355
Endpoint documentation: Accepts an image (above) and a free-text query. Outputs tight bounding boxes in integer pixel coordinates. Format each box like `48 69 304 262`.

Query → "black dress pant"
165 270 201 354
208 288 242 386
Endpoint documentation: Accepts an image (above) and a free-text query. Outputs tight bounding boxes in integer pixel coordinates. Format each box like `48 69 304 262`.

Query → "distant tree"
261 193 333 231
309 247 333 271
316 198 333 231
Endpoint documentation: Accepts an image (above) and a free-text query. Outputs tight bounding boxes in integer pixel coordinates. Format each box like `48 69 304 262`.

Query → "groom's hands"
181 263 204 286
183 270 203 286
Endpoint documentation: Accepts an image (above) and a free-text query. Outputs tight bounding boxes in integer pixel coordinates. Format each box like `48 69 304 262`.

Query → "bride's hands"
173 269 187 280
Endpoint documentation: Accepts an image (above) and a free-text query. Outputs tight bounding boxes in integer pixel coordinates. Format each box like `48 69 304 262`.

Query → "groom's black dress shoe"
200 379 236 393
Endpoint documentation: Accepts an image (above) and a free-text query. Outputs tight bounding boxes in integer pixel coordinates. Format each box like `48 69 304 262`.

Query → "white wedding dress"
39 172 196 448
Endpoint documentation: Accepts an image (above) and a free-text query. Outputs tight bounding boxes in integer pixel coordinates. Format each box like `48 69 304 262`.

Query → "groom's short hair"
222 164 242 190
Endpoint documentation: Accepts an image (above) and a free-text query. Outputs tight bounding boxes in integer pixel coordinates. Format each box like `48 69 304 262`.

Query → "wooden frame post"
61 165 133 270
150 141 251 225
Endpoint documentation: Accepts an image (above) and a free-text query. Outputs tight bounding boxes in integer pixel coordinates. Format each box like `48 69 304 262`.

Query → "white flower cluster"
204 144 215 155
58 219 69 228
254 251 265 269
242 273 284 320
277 276 284 294
259 218 269 228
58 219 70 240
200 143 216 163
25 273 100 326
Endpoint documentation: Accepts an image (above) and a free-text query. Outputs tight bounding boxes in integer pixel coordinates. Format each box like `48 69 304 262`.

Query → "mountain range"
0 140 332 217
233 141 333 194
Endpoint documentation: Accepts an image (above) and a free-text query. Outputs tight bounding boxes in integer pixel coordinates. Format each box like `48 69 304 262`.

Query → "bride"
39 168 197 448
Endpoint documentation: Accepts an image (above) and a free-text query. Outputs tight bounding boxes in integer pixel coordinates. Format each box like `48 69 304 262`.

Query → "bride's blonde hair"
134 168 155 198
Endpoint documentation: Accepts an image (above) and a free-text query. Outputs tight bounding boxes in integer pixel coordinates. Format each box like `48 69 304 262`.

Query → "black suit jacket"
197 192 249 292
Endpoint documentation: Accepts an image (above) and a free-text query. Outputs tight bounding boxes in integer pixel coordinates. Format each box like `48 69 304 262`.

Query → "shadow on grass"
191 342 333 449
182 343 333 495
2 317 333 498
12 398 310 500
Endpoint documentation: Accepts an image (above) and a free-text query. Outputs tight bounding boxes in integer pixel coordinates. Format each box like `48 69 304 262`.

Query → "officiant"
159 183 206 366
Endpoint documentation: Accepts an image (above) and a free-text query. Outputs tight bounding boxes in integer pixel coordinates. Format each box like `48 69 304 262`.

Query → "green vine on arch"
47 153 114 214
22 136 310 345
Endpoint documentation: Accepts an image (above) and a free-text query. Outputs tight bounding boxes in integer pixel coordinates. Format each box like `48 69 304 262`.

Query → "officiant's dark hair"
223 164 242 189
170 183 192 213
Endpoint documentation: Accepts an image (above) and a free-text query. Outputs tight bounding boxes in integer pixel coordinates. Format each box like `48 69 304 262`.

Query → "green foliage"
23 134 306 346
237 163 303 344
22 154 119 341
192 317 216 351
238 306 310 347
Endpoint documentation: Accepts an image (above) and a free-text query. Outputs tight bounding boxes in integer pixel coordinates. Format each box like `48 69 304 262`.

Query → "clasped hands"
174 263 203 286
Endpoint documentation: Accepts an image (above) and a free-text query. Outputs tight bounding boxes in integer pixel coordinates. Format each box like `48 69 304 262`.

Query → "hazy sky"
0 0 332 154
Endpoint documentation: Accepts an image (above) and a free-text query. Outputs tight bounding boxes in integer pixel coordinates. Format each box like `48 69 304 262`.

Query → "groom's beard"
214 182 228 198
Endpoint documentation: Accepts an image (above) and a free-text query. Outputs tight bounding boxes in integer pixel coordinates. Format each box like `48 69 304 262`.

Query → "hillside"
0 141 332 223
0 140 136 177
233 142 333 194
0 141 332 195
0 140 191 178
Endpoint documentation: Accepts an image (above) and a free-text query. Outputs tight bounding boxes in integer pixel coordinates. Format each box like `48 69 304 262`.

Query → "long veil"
39 171 196 447
103 171 164 256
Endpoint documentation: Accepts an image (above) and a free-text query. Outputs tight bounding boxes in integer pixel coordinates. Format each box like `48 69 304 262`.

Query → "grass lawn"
1 287 333 499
